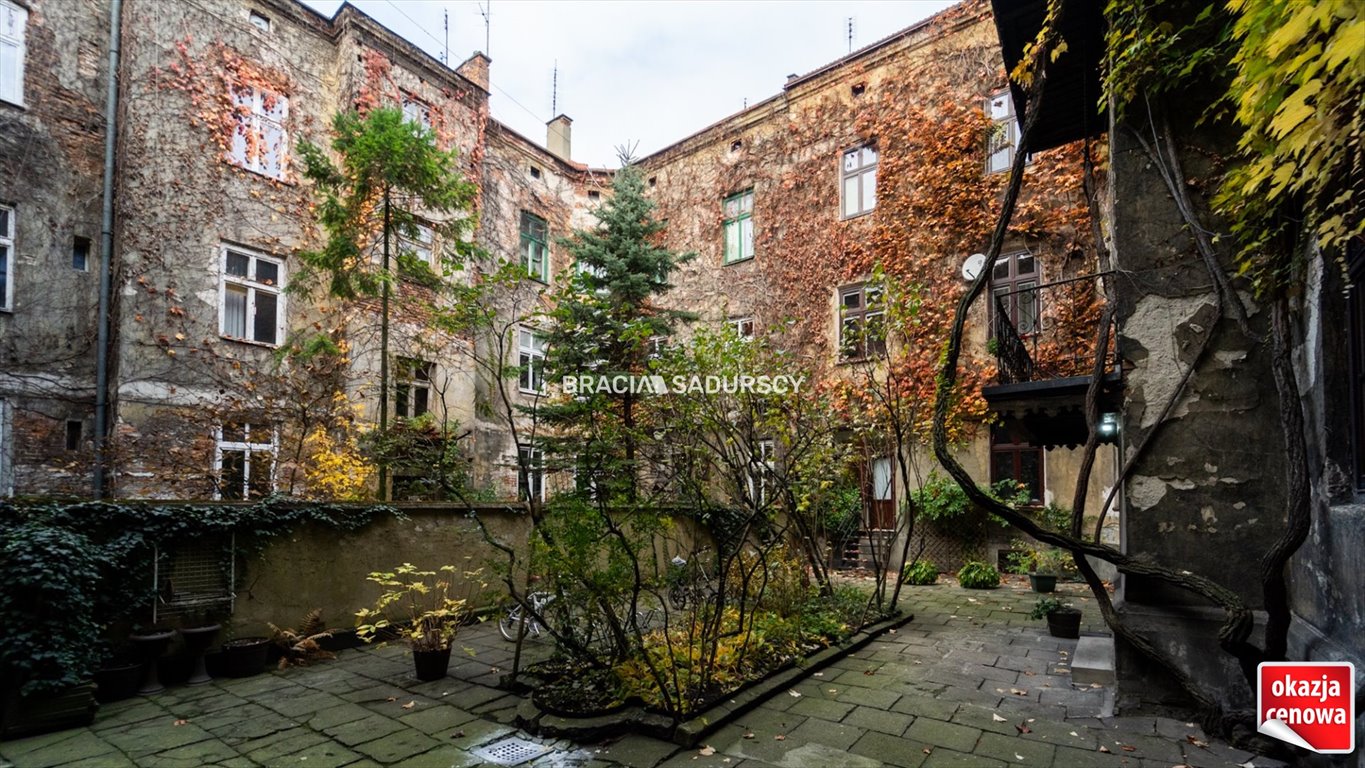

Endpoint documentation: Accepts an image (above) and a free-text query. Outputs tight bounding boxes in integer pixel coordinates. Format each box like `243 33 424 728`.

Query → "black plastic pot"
1046 607 1082 638
129 630 175 695
93 662 142 704
412 646 451 681
219 637 270 678
181 624 221 685
1029 573 1058 593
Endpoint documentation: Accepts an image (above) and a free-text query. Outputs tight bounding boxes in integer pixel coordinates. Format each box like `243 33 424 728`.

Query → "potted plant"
1030 597 1082 638
355 563 478 682
92 646 142 704
218 634 271 678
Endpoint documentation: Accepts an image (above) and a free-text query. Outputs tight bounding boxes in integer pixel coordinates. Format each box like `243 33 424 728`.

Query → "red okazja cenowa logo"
1256 661 1356 754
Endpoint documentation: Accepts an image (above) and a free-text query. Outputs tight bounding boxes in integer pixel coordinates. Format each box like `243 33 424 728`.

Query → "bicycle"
666 554 717 610
498 590 660 644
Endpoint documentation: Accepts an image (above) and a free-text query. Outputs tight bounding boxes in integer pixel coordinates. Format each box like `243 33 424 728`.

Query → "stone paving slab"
0 580 1293 768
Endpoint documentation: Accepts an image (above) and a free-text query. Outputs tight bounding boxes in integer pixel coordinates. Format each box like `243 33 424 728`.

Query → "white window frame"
395 357 433 418
0 0 27 107
518 328 547 394
730 316 755 341
722 189 754 264
248 10 271 32
213 422 277 500
749 438 775 507
840 144 877 219
227 83 289 180
517 444 544 502
399 220 435 268
646 335 668 359
987 89 1022 174
402 94 432 130
219 245 285 347
0 204 13 312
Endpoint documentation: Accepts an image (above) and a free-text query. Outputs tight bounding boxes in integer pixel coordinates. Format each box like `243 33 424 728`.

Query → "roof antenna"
442 8 449 64
847 17 855 53
478 0 490 56
551 60 558 115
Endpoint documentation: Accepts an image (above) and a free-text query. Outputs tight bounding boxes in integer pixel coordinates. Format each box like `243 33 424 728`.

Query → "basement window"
248 11 271 32
0 0 27 107
0 205 12 311
215 422 276 500
851 82 867 97
72 236 90 272
65 420 82 451
220 245 284 346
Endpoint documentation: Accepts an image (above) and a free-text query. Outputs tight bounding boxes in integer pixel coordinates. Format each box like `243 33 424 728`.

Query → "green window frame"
520 211 549 282
722 189 754 264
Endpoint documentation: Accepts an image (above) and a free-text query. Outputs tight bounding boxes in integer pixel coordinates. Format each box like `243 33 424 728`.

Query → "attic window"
648 177 657 187
249 11 271 32
587 190 600 200
530 166 542 179
730 139 743 152
851 82 867 97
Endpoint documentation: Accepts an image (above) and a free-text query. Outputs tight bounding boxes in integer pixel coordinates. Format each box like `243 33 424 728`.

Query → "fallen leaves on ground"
698 745 716 756
1185 735 1209 749
401 701 415 709
172 719 188 726
992 713 1008 722
1015 723 1032 734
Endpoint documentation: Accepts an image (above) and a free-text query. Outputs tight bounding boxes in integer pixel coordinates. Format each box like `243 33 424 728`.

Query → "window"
730 316 754 341
399 220 434 268
220 246 284 346
723 189 754 264
248 10 271 32
987 89 1021 174
0 205 12 311
990 251 1039 336
990 424 1043 504
395 358 432 418
646 335 668 358
529 166 542 180
749 438 775 507
228 84 288 180
838 283 886 359
65 420 82 451
520 212 549 282
518 328 547 394
72 236 90 272
0 0 26 106
401 95 431 130
517 444 544 502
840 144 877 218
215 422 276 500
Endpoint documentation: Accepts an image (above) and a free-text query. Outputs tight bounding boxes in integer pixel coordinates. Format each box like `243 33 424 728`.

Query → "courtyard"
0 582 1281 768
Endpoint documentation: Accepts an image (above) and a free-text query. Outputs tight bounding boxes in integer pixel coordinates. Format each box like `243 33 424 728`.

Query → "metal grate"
471 737 550 766
152 534 235 622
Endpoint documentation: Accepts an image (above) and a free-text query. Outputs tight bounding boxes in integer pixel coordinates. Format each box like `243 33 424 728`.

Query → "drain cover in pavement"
471 737 550 766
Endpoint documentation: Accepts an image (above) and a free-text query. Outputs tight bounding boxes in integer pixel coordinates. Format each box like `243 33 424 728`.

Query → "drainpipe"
93 0 123 499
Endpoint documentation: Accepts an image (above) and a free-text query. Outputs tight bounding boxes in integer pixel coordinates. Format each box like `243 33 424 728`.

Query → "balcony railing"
990 272 1115 385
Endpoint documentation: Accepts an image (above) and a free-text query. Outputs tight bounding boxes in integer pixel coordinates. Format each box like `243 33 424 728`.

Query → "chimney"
455 52 490 92
547 114 572 162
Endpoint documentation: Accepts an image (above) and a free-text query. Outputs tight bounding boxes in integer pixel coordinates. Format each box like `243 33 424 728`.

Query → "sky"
299 0 958 168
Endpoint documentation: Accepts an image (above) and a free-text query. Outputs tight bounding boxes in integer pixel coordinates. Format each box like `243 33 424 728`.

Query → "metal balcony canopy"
990 0 1106 151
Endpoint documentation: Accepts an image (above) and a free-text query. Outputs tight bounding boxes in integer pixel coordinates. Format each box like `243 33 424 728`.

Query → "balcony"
982 272 1121 449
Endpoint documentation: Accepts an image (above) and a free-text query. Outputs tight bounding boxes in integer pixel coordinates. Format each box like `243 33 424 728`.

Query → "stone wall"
0 0 111 497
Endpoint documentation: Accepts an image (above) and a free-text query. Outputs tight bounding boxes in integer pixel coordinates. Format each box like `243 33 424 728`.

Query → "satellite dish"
962 253 987 281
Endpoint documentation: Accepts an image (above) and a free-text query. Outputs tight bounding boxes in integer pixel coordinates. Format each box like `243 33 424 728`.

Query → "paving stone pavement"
0 580 1289 767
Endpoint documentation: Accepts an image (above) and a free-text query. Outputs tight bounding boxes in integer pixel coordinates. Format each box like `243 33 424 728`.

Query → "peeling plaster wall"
1107 116 1285 710
0 0 111 497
